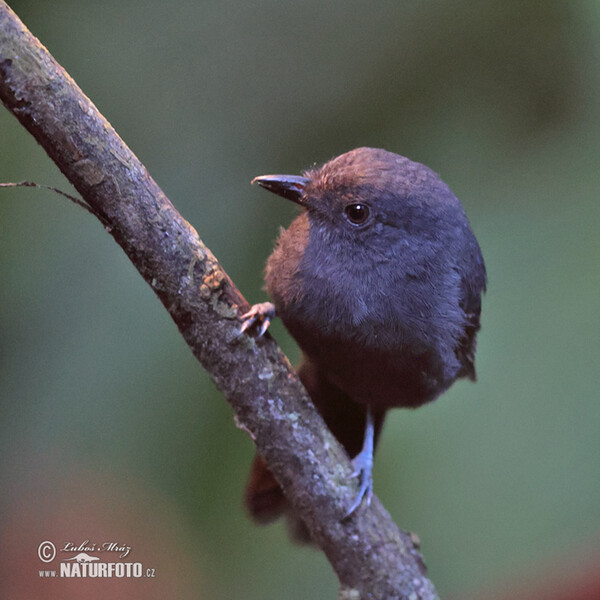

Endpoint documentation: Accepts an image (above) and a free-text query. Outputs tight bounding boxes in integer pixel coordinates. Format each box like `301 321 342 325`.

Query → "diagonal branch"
0 3 437 598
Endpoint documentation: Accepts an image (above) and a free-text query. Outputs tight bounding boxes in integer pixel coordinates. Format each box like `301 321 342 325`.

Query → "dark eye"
344 203 370 225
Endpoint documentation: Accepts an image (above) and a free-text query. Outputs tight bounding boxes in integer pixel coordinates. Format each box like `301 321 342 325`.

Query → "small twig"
0 180 110 227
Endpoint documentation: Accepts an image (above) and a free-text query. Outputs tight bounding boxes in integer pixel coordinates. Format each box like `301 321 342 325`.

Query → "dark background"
1 1 599 598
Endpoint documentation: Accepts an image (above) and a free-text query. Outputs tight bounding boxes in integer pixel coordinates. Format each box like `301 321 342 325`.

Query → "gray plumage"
243 147 486 529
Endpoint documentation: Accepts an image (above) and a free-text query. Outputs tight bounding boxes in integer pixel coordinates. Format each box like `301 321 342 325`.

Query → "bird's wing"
456 237 487 380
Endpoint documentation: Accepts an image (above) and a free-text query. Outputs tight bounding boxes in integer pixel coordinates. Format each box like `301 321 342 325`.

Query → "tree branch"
0 3 438 598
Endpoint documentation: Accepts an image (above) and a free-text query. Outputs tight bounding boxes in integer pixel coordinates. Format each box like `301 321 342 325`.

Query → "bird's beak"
251 174 309 206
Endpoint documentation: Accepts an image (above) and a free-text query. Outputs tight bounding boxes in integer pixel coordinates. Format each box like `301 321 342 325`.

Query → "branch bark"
0 3 438 598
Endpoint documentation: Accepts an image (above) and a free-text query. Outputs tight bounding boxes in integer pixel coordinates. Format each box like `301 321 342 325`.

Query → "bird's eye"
344 203 370 225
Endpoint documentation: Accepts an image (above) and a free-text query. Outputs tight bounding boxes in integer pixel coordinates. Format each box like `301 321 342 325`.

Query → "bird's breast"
281 315 451 409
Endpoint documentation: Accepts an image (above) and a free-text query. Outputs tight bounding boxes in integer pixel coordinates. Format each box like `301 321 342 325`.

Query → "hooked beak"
251 174 309 206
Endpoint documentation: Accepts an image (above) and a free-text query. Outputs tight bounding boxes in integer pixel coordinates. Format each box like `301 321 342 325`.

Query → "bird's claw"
240 302 276 337
344 408 375 518
344 448 374 517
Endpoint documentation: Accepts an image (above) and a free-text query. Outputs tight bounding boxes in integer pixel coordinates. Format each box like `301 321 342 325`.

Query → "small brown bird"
241 147 486 535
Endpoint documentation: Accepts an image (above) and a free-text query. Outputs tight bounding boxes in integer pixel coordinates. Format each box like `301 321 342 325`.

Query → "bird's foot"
345 446 374 517
240 302 276 337
344 408 375 518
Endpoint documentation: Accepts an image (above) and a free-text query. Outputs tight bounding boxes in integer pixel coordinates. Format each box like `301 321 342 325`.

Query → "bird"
241 147 486 536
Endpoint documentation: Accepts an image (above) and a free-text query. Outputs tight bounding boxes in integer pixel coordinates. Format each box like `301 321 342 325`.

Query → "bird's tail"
244 454 286 524
244 356 386 541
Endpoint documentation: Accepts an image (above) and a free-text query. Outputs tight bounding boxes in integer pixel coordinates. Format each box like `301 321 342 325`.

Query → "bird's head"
252 147 464 258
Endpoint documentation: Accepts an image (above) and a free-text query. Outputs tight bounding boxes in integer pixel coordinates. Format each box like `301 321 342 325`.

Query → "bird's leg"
345 407 375 517
240 302 276 337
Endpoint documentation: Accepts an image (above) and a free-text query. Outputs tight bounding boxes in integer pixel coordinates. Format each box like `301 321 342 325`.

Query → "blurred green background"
1 1 599 598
